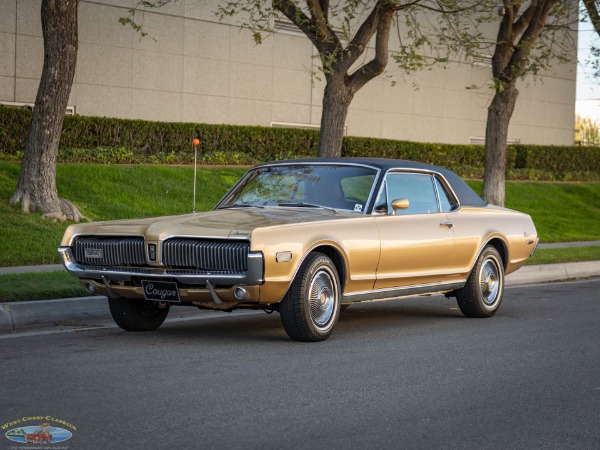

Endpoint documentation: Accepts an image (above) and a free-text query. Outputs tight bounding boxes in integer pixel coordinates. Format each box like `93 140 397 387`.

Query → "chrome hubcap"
479 258 500 306
309 269 336 328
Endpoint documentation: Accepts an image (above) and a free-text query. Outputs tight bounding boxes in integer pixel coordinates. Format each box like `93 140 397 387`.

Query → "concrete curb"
505 261 600 285
1 261 599 332
0 295 217 332
0 264 64 275
0 296 110 331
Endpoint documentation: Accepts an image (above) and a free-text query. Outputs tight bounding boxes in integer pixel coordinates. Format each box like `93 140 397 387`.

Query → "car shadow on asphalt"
145 295 467 343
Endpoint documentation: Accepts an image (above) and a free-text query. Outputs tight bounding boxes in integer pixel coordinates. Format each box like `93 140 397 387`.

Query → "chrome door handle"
440 222 454 228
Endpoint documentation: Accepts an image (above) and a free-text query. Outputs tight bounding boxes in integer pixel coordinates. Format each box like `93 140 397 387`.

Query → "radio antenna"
192 138 200 213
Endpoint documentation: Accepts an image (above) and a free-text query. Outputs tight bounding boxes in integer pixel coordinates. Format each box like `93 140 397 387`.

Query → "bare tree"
482 1 575 206
213 0 488 157
10 0 83 222
124 0 488 157
276 0 398 157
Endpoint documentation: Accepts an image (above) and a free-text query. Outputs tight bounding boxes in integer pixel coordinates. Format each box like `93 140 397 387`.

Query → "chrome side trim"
342 281 465 303
474 237 509 272
58 247 264 286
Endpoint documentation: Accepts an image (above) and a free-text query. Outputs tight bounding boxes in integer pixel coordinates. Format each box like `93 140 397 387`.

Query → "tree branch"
584 0 600 35
502 0 557 85
318 0 329 20
513 1 538 38
273 0 338 54
347 7 395 93
339 1 390 72
306 0 340 47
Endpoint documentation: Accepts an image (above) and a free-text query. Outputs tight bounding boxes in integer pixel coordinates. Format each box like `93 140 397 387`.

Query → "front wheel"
456 246 504 318
108 297 170 331
279 253 341 342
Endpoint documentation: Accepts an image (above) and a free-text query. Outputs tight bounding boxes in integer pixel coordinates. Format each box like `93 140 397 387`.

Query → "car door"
373 171 456 289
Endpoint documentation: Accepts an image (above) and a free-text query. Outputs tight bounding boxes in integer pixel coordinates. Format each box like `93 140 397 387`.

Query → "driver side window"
375 173 439 215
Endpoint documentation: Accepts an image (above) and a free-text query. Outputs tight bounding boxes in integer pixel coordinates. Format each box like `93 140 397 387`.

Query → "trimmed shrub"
512 144 600 174
1 106 598 181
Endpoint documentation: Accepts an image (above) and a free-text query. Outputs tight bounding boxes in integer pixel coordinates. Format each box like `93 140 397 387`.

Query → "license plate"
142 280 180 303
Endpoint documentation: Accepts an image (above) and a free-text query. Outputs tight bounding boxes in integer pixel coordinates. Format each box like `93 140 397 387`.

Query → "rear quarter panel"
449 206 538 276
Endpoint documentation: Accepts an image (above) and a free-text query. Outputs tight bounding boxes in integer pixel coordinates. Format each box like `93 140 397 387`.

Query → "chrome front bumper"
58 246 264 286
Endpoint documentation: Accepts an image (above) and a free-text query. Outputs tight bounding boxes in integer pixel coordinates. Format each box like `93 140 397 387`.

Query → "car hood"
62 207 358 244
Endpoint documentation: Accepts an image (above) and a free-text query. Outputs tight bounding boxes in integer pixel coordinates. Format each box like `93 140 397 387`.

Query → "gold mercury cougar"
59 158 539 341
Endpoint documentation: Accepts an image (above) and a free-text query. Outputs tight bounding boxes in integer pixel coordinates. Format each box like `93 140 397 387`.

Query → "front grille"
163 238 249 271
73 236 145 266
166 269 246 276
71 236 250 273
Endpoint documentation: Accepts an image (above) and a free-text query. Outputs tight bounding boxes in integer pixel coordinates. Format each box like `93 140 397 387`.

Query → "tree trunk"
10 0 83 222
482 85 518 207
318 75 354 158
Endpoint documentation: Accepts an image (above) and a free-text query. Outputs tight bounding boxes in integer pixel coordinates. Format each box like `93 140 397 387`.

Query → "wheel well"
486 238 508 270
311 245 347 292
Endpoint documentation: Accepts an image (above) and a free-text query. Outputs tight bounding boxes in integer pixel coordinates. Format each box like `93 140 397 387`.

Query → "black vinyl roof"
258 157 487 207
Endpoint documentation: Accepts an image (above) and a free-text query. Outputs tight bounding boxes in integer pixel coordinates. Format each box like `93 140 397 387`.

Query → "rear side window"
434 177 457 212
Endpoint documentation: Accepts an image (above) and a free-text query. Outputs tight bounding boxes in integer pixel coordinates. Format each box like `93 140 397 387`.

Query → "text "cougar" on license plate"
142 280 180 302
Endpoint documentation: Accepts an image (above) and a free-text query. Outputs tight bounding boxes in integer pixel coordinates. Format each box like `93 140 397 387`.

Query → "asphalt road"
1 280 599 450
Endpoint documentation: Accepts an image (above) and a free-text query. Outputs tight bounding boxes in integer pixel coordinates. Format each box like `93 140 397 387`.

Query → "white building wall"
0 0 577 146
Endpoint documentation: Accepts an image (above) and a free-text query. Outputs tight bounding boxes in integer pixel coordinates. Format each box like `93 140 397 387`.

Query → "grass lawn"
527 246 600 265
0 162 599 267
0 162 246 266
467 181 600 243
0 271 90 302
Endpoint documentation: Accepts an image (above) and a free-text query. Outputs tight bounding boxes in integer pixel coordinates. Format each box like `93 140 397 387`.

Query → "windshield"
218 164 378 213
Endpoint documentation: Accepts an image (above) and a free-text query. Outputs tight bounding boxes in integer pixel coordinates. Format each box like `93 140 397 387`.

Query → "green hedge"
1 106 598 181
0 107 319 163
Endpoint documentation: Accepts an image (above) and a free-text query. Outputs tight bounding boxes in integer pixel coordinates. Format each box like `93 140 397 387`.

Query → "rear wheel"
456 246 504 318
108 297 170 331
280 253 341 342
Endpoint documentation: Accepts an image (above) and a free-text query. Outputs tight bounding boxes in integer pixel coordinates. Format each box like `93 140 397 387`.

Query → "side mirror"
391 198 409 214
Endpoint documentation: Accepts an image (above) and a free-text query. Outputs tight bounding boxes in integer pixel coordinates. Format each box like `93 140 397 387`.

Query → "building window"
471 53 493 67
470 137 520 145
0 101 75 115
271 121 347 134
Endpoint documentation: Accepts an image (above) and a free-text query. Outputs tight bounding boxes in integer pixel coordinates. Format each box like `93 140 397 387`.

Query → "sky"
577 11 600 121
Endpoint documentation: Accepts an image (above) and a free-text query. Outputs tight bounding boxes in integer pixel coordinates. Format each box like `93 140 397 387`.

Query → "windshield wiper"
277 202 337 213
218 203 264 209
